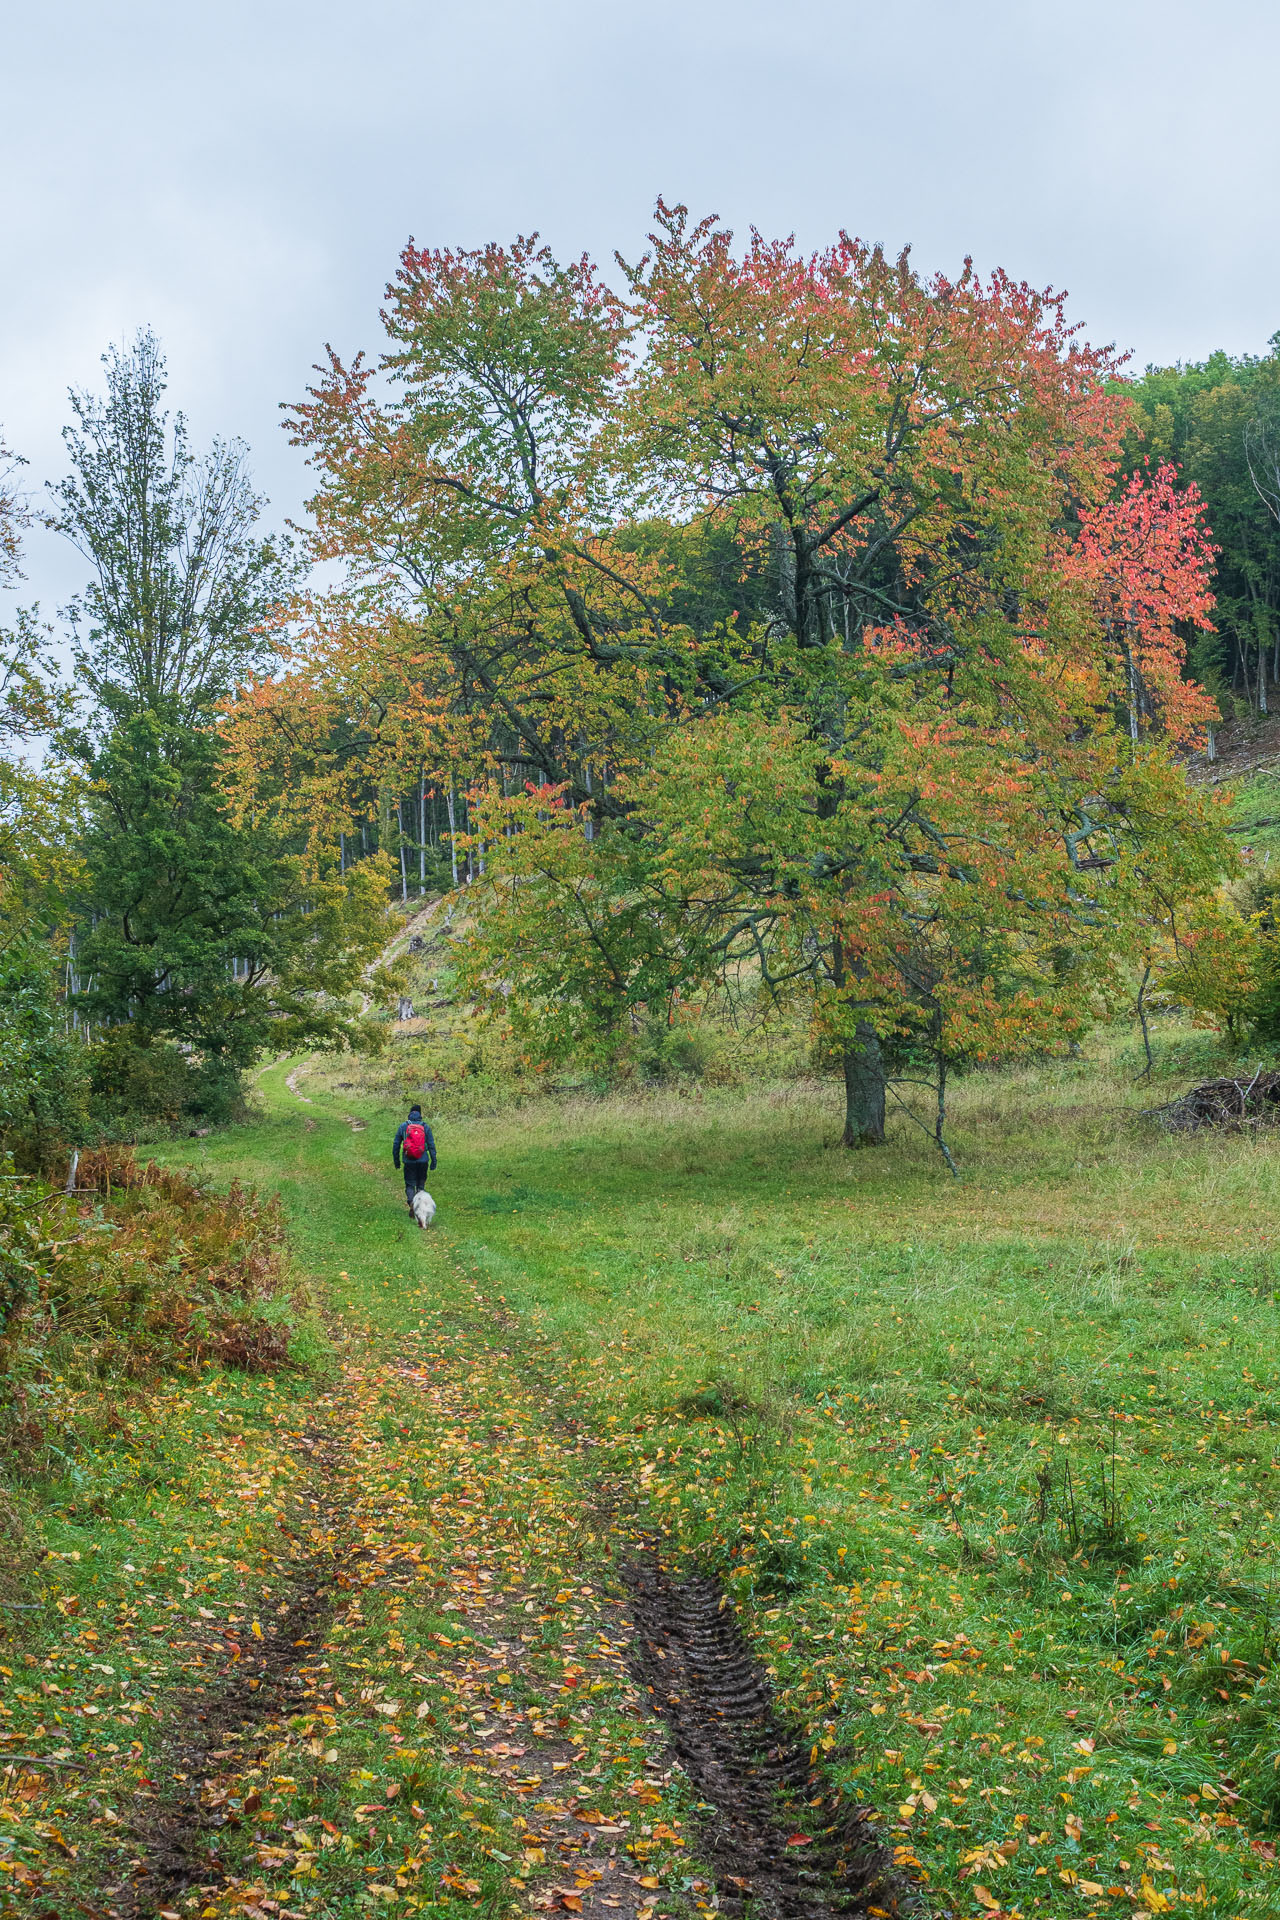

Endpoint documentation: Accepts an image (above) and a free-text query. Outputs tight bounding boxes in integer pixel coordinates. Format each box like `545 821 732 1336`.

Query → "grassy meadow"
222 1031 1280 1914
8 1019 1280 1919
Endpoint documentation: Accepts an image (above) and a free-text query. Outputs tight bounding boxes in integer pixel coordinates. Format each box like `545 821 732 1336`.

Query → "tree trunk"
1135 963 1154 1080
396 802 408 902
446 780 459 887
1125 643 1140 744
841 1024 886 1147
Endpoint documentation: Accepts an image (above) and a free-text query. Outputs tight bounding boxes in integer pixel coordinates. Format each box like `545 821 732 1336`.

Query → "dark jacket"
393 1113 436 1171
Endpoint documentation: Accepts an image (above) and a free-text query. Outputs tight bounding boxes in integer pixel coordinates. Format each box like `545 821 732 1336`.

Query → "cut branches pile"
1147 1066 1280 1131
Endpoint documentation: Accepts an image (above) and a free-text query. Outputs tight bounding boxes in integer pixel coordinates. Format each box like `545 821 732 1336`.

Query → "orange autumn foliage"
221 204 1237 1147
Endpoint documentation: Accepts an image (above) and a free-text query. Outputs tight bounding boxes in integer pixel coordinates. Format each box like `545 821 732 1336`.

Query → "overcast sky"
4 0 1279 619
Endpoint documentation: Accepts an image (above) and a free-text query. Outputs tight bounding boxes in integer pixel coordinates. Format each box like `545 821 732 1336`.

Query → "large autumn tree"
225 206 1234 1150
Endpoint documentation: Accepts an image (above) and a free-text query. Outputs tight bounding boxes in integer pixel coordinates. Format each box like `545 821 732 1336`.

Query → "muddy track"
108 1417 354 1920
626 1558 915 1920
113 1571 338 1918
435 1265 917 1919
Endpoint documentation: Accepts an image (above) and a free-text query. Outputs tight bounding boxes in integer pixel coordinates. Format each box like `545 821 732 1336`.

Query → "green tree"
235 209 1234 1152
73 709 391 1073
47 330 293 722
51 335 392 1101
0 430 80 937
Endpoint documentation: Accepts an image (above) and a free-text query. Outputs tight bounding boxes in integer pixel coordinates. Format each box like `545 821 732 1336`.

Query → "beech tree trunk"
841 1023 886 1147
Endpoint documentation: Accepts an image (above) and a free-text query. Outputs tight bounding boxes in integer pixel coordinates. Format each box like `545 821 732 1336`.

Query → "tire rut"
113 1573 338 1918
108 1423 351 1920
626 1557 916 1920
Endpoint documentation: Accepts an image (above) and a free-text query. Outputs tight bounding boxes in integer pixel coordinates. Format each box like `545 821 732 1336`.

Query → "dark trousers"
403 1158 431 1204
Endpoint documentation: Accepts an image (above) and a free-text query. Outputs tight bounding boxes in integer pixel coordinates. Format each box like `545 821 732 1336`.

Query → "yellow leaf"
638 1877 661 1889
250 1620 263 1641
973 1888 1001 1913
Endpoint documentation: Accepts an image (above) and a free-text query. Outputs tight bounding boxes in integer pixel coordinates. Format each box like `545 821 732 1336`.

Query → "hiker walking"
393 1104 436 1211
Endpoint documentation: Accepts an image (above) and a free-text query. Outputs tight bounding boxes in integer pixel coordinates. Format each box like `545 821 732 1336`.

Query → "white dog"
410 1189 437 1229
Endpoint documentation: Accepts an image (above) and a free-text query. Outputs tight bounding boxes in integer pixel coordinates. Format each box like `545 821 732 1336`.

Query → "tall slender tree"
52 335 390 1084
47 330 292 721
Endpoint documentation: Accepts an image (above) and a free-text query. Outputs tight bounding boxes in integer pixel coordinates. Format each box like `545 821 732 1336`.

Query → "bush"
0 1161 47 1367
1228 876 1280 1053
630 1010 717 1082
1114 1028 1239 1081
86 1028 246 1136
1 1148 321 1448
0 941 87 1174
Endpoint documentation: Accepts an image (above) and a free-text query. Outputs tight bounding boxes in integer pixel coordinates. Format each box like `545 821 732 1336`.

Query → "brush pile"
1150 1067 1280 1132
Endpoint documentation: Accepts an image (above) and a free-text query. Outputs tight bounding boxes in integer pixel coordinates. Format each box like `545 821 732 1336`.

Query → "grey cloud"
3 0 1278 616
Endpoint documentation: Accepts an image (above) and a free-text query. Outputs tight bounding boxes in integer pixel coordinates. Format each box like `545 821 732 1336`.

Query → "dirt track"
99 1322 912 1920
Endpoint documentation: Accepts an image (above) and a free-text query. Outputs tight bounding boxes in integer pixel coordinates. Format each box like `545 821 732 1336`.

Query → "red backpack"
404 1121 427 1160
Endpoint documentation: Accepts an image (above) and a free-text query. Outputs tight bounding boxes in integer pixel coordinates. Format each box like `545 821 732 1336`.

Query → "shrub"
0 1161 48 1367
0 941 87 1174
86 1028 249 1137
630 1010 717 1083
1 1148 321 1450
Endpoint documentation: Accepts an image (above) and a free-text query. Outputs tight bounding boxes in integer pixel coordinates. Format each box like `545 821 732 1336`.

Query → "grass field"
7 1029 1280 1918
231 1036 1280 1912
